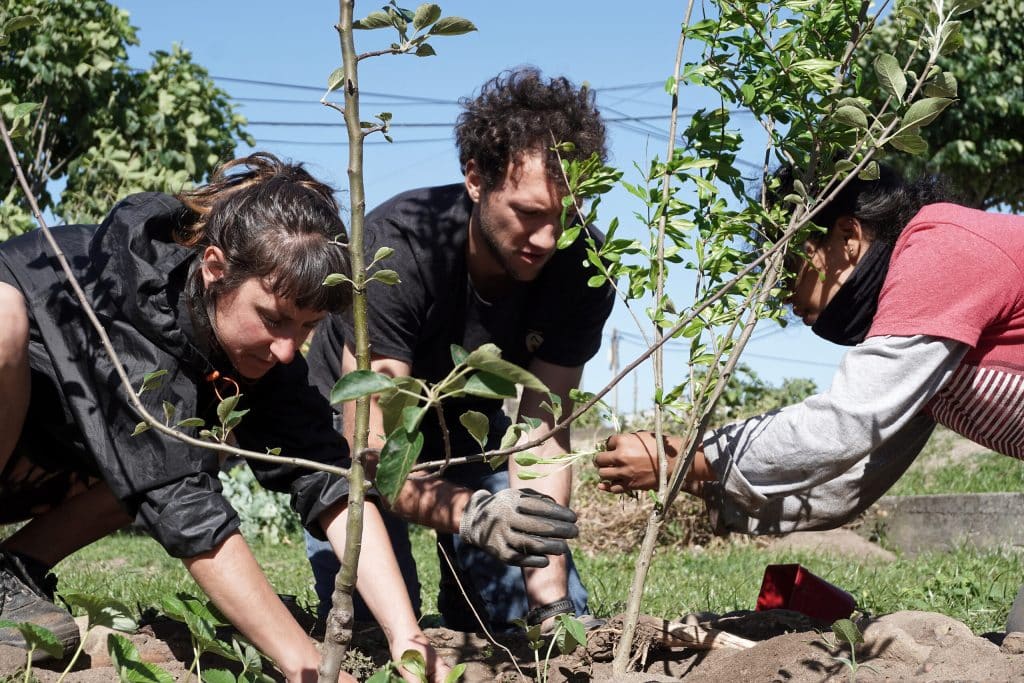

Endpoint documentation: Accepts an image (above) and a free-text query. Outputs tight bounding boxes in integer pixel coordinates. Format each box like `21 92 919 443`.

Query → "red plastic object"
756 563 856 623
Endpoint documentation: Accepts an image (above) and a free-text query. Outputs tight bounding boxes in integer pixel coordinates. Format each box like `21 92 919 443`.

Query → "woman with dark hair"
596 163 1024 627
0 153 447 681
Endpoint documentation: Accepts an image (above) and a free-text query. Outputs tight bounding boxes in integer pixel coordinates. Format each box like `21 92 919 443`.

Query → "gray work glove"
458 488 579 568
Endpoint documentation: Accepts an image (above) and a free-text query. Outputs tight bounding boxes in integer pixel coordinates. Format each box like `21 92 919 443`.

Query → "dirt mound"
7 609 1023 681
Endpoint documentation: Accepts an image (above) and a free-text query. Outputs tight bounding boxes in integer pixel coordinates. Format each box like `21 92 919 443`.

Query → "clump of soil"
8 608 1024 681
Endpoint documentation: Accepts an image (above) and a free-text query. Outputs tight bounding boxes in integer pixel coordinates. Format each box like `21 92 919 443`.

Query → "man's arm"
339 342 473 533
512 358 581 610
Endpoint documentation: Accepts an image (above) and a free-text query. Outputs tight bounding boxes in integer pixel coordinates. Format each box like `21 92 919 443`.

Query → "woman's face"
202 247 324 379
785 216 870 326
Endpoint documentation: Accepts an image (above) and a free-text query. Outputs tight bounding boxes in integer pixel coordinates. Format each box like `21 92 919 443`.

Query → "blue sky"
116 0 848 412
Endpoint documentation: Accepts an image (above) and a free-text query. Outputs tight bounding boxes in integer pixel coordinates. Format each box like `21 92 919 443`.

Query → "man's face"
465 150 565 284
201 247 325 379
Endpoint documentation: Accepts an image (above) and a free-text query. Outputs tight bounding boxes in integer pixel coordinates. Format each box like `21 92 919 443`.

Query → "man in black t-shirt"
306 67 614 633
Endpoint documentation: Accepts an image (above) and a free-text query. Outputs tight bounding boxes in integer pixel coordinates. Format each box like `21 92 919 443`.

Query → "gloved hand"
458 488 579 568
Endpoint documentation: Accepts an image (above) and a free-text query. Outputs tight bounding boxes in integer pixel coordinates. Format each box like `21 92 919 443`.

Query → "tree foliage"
0 0 252 238
860 0 1023 210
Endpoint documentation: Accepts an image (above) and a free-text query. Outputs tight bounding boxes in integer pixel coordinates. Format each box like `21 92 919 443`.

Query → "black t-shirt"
307 183 614 456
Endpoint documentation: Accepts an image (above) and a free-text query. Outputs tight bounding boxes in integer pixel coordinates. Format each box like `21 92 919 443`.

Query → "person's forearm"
389 475 474 533
184 532 341 682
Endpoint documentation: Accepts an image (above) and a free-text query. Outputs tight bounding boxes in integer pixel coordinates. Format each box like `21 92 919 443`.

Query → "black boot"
0 551 80 660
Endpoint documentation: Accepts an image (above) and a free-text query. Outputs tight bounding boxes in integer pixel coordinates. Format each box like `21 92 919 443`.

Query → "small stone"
1000 631 1024 654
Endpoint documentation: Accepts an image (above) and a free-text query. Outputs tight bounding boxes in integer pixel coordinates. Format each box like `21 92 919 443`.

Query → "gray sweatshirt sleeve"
701 335 967 532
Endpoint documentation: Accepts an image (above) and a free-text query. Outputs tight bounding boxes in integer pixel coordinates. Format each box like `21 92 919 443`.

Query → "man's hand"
458 488 579 568
594 431 681 493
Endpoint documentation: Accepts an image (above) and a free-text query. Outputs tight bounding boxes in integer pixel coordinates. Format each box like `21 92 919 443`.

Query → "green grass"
885 426 1024 496
53 525 1021 637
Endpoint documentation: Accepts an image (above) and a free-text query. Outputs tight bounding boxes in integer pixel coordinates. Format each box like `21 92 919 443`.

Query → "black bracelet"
526 597 574 626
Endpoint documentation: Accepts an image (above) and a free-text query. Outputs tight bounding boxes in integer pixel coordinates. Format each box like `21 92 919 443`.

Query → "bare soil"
7 605 1024 682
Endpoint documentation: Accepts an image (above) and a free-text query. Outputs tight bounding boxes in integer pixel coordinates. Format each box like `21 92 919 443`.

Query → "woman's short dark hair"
455 66 607 190
176 152 351 315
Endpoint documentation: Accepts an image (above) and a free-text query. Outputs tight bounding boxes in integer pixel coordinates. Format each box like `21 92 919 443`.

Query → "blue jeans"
304 463 589 633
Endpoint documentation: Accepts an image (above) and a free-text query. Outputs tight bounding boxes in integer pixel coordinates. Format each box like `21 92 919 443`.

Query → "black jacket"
0 193 350 557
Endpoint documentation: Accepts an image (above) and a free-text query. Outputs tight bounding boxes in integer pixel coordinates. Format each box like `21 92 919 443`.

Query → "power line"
254 136 451 146
245 114 674 128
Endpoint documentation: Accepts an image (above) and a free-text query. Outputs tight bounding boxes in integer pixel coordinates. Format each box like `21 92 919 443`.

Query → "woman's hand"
388 630 451 683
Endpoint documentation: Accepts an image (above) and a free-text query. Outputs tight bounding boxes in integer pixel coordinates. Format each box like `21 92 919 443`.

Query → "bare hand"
594 431 681 493
389 631 451 683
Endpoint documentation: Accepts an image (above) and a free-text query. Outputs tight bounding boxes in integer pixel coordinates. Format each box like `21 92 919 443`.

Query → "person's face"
785 216 869 326
201 247 325 380
465 150 565 284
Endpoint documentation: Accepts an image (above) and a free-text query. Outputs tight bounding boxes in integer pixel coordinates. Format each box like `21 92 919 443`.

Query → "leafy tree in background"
860 0 1023 210
0 0 252 238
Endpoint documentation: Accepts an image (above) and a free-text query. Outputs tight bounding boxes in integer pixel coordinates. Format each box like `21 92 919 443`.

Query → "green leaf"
900 97 953 131
217 395 241 424
514 452 539 467
376 428 424 505
462 371 517 400
554 614 587 654
63 593 138 632
413 3 442 30
831 105 868 130
3 15 40 34
162 401 176 425
369 269 401 286
888 132 928 155
378 376 422 436
108 633 176 683
201 671 237 683
873 53 907 103
0 619 63 659
132 422 151 436
371 246 395 265
858 161 880 180
831 618 864 645
399 649 427 679
791 58 839 73
11 102 40 119
326 66 345 94
464 349 547 392
323 273 353 287
414 43 437 57
923 72 957 98
459 410 490 449
366 667 397 683
330 371 397 404
175 417 205 428
140 369 169 394
445 662 468 683
540 392 563 421
353 10 391 29
428 16 477 36
450 344 468 366
401 405 428 433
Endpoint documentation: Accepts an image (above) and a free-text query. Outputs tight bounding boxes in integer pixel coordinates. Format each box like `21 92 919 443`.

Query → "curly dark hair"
455 66 607 190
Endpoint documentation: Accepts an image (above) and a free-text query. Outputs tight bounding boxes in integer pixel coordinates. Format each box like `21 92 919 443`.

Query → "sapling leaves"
462 371 517 400
331 370 397 404
900 97 953 131
554 614 587 654
459 410 489 449
873 53 907 103
63 593 138 632
379 376 422 435
376 427 424 505
464 346 547 392
0 619 63 659
108 633 175 683
412 3 441 31
138 369 168 395
428 16 476 36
